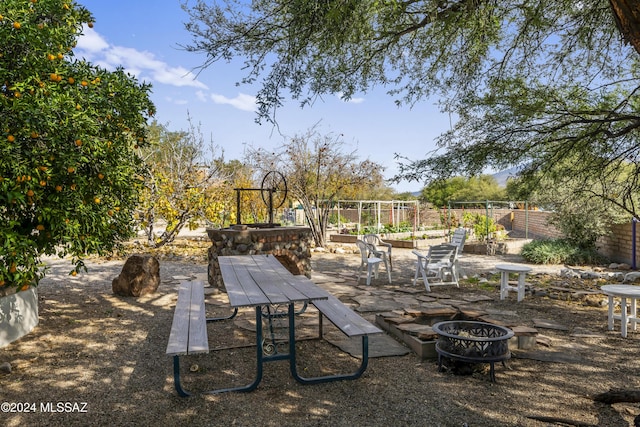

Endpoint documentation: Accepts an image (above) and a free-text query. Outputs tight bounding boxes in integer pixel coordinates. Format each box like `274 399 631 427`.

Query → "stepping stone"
441 299 470 308
353 295 404 312
393 296 422 306
324 331 410 358
461 294 494 302
385 316 416 325
416 295 437 303
532 318 570 331
396 323 435 337
427 292 451 299
396 287 425 294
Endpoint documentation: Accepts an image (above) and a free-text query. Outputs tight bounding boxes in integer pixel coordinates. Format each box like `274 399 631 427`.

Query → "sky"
75 0 453 194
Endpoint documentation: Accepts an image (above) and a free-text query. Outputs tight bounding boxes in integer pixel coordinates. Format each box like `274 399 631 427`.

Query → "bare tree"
247 127 384 246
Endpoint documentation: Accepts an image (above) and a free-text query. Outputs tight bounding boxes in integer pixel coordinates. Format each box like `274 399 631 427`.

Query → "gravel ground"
2 242 640 427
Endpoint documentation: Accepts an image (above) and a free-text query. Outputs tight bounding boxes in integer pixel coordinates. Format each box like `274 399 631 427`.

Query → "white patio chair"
450 228 467 277
412 244 459 292
363 233 393 271
450 228 467 252
356 239 391 285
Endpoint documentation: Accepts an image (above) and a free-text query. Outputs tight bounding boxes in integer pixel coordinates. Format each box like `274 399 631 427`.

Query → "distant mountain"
492 166 522 187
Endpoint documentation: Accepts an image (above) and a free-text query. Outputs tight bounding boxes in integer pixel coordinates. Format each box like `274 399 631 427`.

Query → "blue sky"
75 0 452 193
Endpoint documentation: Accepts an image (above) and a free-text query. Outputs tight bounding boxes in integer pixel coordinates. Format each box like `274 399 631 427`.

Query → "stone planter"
0 286 39 348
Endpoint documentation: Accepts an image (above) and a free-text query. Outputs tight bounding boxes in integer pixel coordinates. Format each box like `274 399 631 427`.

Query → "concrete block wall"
597 222 638 266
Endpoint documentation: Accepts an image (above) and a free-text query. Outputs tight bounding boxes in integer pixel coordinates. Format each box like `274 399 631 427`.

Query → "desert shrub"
521 239 608 265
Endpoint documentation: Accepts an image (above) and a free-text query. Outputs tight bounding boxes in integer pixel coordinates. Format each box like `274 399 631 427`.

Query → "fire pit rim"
432 320 515 342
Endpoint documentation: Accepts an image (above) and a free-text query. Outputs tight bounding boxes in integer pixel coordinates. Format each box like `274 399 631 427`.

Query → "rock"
623 271 640 283
0 362 11 374
112 254 160 297
560 268 581 279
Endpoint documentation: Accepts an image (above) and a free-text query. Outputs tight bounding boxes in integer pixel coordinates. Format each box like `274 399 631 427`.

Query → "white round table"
496 264 533 302
601 284 640 338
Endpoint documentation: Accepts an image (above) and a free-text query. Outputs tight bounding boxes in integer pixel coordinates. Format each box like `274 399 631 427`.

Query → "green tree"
247 127 384 246
421 175 505 207
1 0 154 288
182 1 640 218
137 120 227 247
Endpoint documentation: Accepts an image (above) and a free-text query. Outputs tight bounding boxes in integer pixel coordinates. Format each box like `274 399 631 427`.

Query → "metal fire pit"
432 321 514 382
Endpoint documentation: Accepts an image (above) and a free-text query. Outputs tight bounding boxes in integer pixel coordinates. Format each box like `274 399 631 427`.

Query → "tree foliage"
1 0 154 288
246 127 384 246
182 0 640 219
421 175 505 208
137 120 227 247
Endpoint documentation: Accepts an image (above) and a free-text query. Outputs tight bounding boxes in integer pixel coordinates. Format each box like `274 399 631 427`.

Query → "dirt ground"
2 240 640 427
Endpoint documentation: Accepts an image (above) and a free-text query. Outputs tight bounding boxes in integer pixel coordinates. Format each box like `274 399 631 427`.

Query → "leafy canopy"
1 0 154 287
182 0 640 217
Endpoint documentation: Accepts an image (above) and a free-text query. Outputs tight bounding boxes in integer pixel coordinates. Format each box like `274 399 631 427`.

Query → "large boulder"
112 254 160 297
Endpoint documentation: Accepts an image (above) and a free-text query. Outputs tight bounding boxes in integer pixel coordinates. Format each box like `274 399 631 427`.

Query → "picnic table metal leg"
206 307 238 322
290 309 371 385
201 306 265 395
172 355 192 397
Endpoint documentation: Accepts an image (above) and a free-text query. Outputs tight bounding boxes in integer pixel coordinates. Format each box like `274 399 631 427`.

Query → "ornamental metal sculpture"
234 170 288 227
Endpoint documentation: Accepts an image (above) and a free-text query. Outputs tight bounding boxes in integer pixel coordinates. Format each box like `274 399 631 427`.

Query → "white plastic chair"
356 239 391 285
412 244 459 292
450 228 467 252
363 233 393 271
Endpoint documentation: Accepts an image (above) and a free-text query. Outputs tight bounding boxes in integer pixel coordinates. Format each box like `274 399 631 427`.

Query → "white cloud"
75 26 207 90
210 93 257 112
195 91 207 102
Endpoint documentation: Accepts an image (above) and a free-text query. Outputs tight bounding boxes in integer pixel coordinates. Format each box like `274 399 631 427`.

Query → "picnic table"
167 254 381 396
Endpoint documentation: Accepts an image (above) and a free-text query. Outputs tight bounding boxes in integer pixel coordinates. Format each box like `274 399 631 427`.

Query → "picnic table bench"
165 280 236 397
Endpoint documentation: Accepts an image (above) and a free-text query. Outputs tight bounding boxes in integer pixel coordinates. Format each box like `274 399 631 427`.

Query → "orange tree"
0 0 154 288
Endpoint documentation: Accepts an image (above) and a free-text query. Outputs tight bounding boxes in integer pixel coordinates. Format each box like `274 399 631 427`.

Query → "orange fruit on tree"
81 80 88 87
75 139 82 147
14 91 21 98
26 189 35 197
9 263 17 273
70 270 77 277
7 135 15 142
67 166 75 173
88 22 94 28
68 77 75 84
12 22 20 29
70 183 77 190
36 224 45 231
31 131 39 138
94 197 101 204
47 53 55 61
97 173 104 180
55 185 62 192
39 180 46 186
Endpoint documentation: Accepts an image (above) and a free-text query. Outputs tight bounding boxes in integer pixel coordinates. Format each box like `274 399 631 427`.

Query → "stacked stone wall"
207 226 312 289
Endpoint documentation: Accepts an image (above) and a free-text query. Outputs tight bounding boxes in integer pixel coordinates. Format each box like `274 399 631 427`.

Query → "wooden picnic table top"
218 254 329 308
